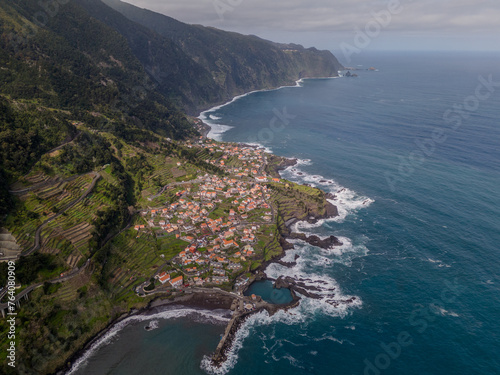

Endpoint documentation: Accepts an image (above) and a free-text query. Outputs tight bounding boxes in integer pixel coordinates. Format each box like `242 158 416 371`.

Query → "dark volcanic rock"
279 158 298 169
325 192 336 200
289 232 342 249
275 259 297 268
274 276 323 299
268 157 297 178
279 236 295 250
325 201 339 217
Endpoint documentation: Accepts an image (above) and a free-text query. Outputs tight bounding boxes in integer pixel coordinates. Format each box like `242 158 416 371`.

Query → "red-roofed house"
158 272 171 284
170 276 183 288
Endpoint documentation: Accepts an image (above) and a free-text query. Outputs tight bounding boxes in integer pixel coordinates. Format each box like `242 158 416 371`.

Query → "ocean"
69 51 500 375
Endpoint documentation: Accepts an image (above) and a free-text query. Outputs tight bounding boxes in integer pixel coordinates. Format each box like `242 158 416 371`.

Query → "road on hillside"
22 172 101 257
8 131 83 194
0 259 91 310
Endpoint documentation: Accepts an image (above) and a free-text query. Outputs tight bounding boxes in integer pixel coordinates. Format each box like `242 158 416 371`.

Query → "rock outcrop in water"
289 232 343 249
274 276 327 299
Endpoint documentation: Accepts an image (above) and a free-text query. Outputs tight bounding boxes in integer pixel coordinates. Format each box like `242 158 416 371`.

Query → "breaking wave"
66 307 229 375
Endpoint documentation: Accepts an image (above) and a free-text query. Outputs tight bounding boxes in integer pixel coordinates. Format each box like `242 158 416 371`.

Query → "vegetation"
102 0 344 114
0 0 342 373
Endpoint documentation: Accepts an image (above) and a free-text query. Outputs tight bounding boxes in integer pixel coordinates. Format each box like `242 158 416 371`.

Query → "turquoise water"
70 51 500 375
243 280 293 305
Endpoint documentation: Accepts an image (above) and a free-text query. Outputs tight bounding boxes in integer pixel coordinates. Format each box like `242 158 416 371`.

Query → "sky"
121 0 500 57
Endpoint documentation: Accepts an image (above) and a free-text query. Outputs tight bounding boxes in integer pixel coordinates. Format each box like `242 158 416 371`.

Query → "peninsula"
0 118 345 373
0 0 345 373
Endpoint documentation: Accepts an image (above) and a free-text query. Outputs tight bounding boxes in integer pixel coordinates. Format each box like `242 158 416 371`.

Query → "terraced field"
0 228 22 261
268 182 325 222
4 174 98 253
105 230 163 301
53 262 95 303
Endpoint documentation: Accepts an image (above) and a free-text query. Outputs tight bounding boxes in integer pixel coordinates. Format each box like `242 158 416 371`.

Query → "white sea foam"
281 164 374 223
67 307 229 375
242 142 274 154
201 310 303 375
201 234 364 374
206 124 234 141
313 334 354 345
294 158 313 166
426 258 451 268
319 236 369 266
265 252 362 319
145 319 159 331
433 306 459 317
199 77 338 141
285 235 369 268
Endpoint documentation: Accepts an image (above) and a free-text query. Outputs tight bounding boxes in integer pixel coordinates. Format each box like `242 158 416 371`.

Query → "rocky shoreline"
209 187 346 369
289 232 343 249
60 133 345 375
57 290 239 375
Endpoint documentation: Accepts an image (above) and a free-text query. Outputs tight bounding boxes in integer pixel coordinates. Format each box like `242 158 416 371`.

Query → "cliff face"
100 0 344 114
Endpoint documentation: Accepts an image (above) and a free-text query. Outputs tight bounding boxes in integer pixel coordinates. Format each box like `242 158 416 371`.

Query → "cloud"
121 0 500 50
123 0 500 30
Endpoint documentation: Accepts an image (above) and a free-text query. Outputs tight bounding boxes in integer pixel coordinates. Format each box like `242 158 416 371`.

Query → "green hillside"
103 0 344 113
0 1 342 373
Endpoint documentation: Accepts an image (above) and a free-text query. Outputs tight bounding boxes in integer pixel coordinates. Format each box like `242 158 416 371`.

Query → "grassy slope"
0 1 338 373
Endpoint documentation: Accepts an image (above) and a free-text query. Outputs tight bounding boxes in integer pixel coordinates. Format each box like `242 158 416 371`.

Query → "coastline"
199 76 340 140
61 195 341 375
60 291 237 375
62 77 344 375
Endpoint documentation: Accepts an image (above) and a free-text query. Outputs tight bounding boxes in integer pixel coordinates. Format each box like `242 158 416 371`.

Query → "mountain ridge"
0 1 345 373
99 0 344 114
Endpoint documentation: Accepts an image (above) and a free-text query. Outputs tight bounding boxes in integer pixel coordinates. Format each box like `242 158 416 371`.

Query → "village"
133 140 285 295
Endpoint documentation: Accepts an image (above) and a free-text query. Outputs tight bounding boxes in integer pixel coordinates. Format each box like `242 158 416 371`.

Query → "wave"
319 236 369 267
264 244 362 319
205 124 234 141
144 319 159 331
426 258 452 268
200 308 309 375
201 278 361 375
284 235 369 268
199 77 339 141
281 164 374 222
432 306 459 317
66 307 229 375
241 142 274 154
294 158 313 166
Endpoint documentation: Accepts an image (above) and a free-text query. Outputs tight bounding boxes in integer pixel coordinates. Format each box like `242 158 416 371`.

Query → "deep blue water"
71 51 500 375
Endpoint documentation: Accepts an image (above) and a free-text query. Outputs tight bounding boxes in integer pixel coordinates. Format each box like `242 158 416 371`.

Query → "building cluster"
134 142 284 292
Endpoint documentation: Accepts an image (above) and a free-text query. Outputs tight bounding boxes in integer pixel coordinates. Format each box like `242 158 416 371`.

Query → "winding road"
22 172 101 257
0 260 91 312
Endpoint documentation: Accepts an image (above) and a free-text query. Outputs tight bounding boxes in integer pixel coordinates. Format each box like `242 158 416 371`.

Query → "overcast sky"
121 0 500 58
